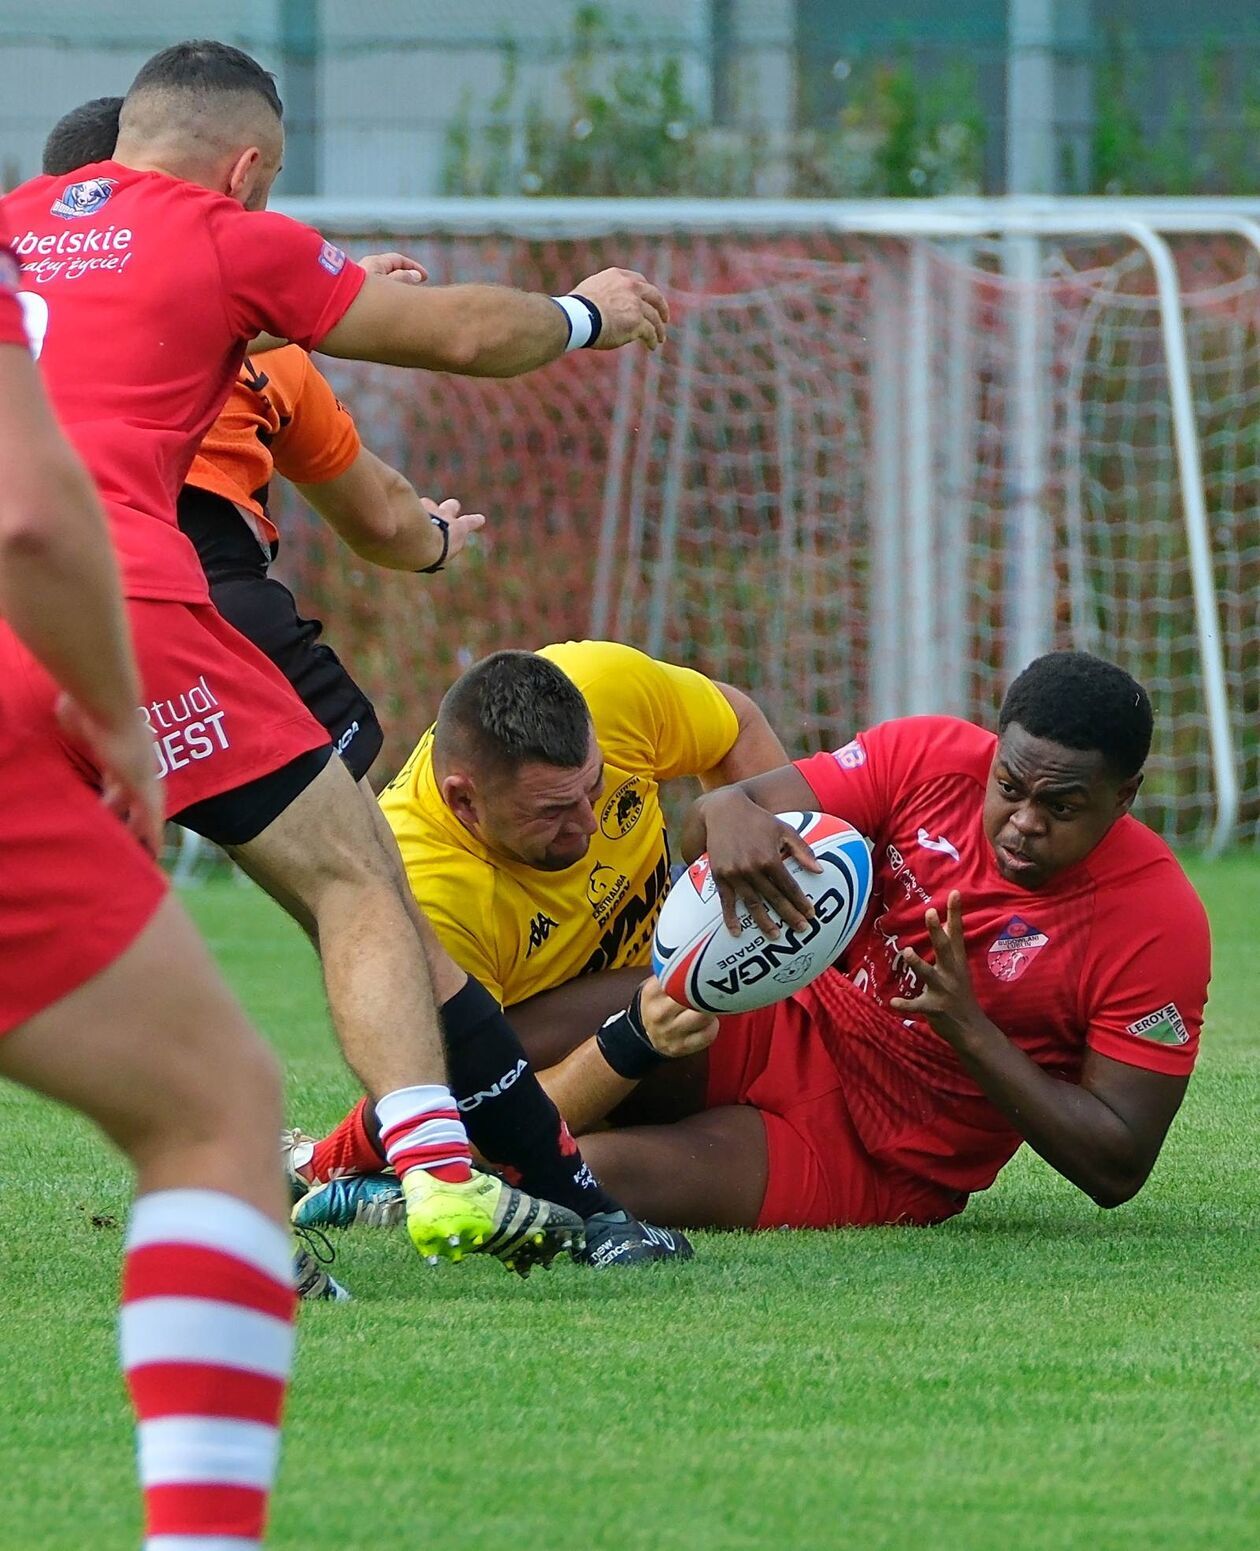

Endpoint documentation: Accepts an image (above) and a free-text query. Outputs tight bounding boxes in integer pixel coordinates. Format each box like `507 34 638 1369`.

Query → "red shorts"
0 632 167 1036
705 995 967 1229
0 600 329 817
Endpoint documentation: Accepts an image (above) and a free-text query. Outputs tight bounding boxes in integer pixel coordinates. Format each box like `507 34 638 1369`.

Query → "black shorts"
178 487 385 784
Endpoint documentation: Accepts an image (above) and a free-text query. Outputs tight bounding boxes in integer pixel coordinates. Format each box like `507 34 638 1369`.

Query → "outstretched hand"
360 251 429 285
889 892 986 1046
572 268 669 351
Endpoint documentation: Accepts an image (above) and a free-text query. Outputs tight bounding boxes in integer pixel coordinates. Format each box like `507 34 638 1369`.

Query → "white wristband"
551 293 596 351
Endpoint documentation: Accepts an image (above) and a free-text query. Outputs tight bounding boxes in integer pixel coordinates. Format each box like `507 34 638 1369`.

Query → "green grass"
2 857 1258 1550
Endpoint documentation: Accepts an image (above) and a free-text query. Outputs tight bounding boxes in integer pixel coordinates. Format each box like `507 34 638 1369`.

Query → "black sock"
440 976 620 1219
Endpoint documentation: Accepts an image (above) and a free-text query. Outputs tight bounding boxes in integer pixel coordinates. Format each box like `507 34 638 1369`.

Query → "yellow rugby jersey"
379 640 740 1005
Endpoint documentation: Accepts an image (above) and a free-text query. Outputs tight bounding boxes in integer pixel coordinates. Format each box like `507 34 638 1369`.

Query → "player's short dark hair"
125 39 283 120
42 96 122 176
998 650 1153 780
435 651 592 777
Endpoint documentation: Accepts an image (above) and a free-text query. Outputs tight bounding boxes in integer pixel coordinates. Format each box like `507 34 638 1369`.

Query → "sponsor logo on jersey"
987 915 1050 983
51 177 116 220
525 911 559 958
581 851 670 975
916 827 960 862
600 777 646 839
829 737 866 770
885 842 930 904
1125 1002 1189 1045
587 861 630 922
318 240 347 275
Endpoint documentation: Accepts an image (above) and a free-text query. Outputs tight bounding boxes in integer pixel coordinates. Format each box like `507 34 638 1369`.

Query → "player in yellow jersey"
294 641 786 1261
383 640 784 1006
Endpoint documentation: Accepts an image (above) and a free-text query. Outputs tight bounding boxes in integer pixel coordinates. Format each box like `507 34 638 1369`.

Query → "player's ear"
1115 771 1142 814
225 145 262 204
441 771 481 830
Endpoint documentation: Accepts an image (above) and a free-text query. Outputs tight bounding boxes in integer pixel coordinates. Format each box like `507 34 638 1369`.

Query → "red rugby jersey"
5 162 365 602
794 715 1211 1194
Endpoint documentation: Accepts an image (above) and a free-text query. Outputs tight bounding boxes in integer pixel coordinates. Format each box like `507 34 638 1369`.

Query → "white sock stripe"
138 1415 280 1489
127 1191 293 1284
147 1539 263 1551
376 1084 464 1138
121 1298 294 1380
383 1116 467 1155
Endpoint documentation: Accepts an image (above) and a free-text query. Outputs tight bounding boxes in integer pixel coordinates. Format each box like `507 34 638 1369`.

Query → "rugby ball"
652 812 873 1015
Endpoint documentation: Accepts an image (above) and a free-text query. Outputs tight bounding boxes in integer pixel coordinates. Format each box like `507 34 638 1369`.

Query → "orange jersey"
185 344 361 548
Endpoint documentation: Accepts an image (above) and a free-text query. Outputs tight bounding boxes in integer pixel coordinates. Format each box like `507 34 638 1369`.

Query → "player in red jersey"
6 39 670 1277
0 237 302 1548
36 83 688 1269
521 653 1212 1230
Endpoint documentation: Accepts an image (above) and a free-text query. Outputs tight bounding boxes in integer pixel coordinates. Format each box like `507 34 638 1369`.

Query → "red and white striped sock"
120 1189 296 1550
301 1097 387 1186
376 1083 473 1185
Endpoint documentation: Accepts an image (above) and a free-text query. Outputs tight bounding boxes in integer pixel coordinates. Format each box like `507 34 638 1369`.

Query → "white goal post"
268 195 1259 854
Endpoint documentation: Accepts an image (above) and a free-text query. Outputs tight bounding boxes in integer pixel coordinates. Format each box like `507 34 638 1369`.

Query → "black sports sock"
441 976 620 1219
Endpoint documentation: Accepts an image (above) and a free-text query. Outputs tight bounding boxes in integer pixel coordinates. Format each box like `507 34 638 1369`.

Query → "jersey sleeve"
795 724 895 837
269 354 361 485
544 641 739 781
205 204 366 351
1082 878 1211 1077
795 716 976 838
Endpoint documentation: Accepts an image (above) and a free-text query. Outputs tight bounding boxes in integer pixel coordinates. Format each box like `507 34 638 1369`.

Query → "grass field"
2 856 1258 1550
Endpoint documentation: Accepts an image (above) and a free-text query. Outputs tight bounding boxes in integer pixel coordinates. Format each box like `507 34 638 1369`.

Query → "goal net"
269 204 1260 848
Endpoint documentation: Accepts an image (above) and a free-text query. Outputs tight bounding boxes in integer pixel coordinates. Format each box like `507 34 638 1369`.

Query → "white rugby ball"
652 812 873 1015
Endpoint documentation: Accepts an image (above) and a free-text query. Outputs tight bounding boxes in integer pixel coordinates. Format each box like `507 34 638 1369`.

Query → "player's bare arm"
317 267 668 377
893 891 1189 1207
697 683 791 791
508 964 649 1071
538 976 719 1134
682 764 822 935
296 449 485 572
0 344 161 853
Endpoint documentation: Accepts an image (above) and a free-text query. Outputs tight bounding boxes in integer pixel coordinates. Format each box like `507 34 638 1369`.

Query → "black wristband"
595 987 664 1079
416 513 450 574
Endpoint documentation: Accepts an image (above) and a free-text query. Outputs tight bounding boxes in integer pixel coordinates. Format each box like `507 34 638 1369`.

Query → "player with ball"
552 651 1211 1233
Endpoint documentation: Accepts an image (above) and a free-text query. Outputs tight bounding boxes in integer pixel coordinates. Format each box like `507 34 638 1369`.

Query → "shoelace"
293 1222 336 1266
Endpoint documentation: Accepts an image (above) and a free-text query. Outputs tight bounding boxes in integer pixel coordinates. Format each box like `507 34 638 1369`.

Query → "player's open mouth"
998 844 1039 877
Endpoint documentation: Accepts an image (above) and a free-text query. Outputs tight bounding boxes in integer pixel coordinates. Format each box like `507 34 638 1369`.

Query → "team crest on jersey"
318 240 347 275
600 777 646 838
51 177 117 220
987 915 1049 983
829 737 866 771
